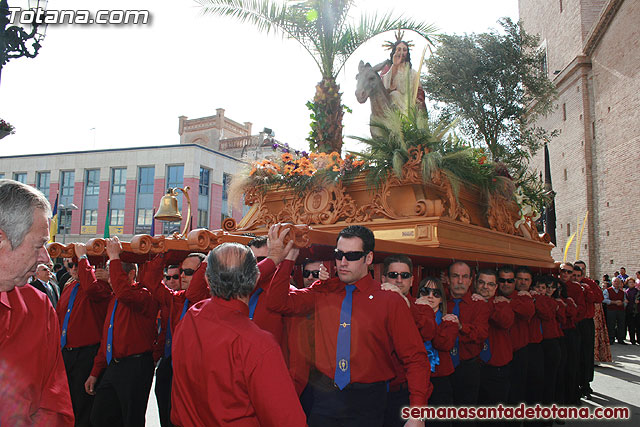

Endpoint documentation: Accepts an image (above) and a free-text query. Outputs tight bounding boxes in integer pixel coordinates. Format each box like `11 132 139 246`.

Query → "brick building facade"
519 0 639 278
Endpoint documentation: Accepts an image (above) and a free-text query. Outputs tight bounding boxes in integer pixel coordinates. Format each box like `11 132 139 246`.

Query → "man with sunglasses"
142 253 203 427
558 262 587 405
473 269 514 412
302 258 324 288
266 224 429 427
56 243 113 426
381 255 436 427
497 265 534 410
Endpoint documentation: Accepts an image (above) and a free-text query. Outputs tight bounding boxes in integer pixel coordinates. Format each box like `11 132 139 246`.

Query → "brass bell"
155 189 182 222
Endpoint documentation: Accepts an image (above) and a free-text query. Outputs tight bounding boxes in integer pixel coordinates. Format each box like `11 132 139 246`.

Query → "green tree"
423 18 557 170
199 0 435 153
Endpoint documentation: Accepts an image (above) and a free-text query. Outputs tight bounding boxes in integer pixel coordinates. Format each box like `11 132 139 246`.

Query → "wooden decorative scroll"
47 226 313 259
222 217 237 232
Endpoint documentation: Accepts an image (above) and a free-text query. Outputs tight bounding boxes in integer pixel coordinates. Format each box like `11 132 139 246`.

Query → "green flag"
104 199 111 238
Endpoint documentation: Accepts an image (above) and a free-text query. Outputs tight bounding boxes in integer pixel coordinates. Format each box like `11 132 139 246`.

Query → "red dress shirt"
390 297 437 390
486 298 514 367
90 260 158 377
287 313 315 395
581 278 603 319
187 258 291 353
143 255 190 340
266 260 430 406
540 296 564 340
171 297 306 427
56 259 112 348
446 292 491 360
564 280 587 322
529 294 555 344
507 293 535 351
562 297 578 330
1 286 74 426
431 317 458 377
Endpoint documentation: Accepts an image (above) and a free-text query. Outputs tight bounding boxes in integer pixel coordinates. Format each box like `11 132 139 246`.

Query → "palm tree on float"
198 0 436 154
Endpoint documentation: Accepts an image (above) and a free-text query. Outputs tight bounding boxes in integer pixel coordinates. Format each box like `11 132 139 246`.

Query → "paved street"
570 341 640 426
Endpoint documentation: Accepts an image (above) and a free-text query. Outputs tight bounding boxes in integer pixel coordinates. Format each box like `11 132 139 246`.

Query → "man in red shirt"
501 265 534 407
58 242 112 426
0 179 74 425
474 268 514 411
447 262 491 426
171 242 306 427
574 260 601 398
85 237 158 426
266 224 429 427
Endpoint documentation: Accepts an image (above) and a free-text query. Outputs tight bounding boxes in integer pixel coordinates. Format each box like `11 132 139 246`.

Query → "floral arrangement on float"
0 118 15 139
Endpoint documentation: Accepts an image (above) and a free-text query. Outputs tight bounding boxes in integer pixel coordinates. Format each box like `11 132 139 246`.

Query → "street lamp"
0 0 49 86
58 203 78 244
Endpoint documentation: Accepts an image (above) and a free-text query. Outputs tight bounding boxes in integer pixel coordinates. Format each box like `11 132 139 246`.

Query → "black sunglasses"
302 269 320 278
180 268 196 276
497 277 515 284
334 249 367 261
256 256 267 262
419 287 442 298
165 274 180 281
67 262 77 269
560 269 573 274
386 271 412 280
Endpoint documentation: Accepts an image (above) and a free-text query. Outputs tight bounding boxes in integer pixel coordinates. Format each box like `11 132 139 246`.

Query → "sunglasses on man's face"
334 249 367 261
165 274 180 281
497 277 515 284
302 269 320 278
419 287 442 298
256 256 267 262
560 269 573 274
386 271 412 280
67 262 77 269
180 268 196 276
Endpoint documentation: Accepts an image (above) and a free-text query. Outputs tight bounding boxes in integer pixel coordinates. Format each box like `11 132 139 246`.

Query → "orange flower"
249 167 257 176
332 165 341 172
281 153 294 163
305 169 314 176
329 151 341 161
479 155 487 165
283 165 294 175
298 157 311 167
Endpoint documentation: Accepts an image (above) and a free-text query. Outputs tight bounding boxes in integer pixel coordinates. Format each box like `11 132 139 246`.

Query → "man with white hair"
171 242 306 426
0 179 74 425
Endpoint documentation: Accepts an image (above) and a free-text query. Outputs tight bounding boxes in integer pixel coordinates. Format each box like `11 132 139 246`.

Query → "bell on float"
155 189 182 222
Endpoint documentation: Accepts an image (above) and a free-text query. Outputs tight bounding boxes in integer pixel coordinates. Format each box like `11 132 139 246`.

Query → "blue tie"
480 338 491 363
424 310 442 372
60 282 80 348
164 313 173 358
180 298 190 321
334 284 356 390
450 299 461 368
248 289 263 320
106 300 118 365
164 299 190 358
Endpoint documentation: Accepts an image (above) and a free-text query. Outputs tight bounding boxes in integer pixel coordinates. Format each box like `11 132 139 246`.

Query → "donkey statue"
355 60 392 138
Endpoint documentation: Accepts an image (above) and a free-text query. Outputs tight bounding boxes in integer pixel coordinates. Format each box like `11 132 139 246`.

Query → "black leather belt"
111 351 151 364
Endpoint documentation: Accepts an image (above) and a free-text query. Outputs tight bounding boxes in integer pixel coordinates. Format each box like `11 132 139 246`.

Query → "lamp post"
0 0 49 86
58 203 78 244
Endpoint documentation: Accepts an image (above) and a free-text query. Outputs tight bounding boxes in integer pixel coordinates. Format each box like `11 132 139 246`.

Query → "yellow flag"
576 211 589 260
563 232 576 263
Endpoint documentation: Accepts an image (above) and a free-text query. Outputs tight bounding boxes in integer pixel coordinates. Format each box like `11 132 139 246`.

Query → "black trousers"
578 318 595 389
154 356 174 427
383 385 409 427
507 346 529 406
451 358 481 427
429 375 453 427
62 344 100 427
625 312 639 344
564 328 581 405
478 362 511 426
90 352 155 427
525 342 545 406
308 374 388 427
555 336 568 405
541 338 561 406
606 309 626 343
